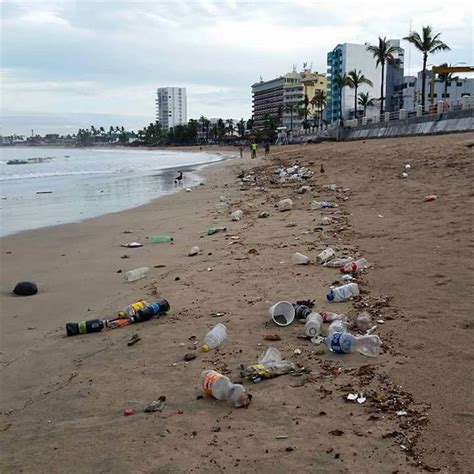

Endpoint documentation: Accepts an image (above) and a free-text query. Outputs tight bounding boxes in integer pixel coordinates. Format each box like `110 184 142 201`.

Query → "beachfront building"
251 69 327 131
156 87 187 131
326 41 404 123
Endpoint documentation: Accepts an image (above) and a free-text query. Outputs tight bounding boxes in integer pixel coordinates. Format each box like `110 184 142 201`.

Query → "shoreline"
0 148 237 238
1 134 471 472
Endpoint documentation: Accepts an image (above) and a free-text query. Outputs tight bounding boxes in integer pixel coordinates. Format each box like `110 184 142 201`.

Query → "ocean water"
0 147 232 237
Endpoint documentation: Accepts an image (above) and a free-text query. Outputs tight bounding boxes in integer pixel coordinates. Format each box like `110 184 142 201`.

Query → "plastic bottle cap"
201 344 209 352
326 292 334 302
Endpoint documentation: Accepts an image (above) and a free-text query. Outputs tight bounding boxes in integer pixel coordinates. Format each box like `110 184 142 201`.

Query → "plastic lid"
201 344 209 352
326 291 334 302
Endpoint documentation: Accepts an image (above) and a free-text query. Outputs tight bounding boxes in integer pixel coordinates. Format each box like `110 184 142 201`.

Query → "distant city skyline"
1 0 472 134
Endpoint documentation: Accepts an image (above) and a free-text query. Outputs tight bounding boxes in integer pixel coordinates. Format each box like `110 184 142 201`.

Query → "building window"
456 82 462 87
445 93 450 98
446 81 451 87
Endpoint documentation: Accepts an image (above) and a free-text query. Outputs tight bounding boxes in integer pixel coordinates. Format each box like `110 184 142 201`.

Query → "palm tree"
404 26 450 111
358 92 375 117
347 69 373 118
311 90 327 129
436 63 459 100
333 74 350 125
237 118 246 137
284 103 299 131
225 119 234 136
367 37 401 115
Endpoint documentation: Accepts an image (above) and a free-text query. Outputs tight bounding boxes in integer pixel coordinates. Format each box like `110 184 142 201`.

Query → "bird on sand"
320 163 325 174
174 171 183 184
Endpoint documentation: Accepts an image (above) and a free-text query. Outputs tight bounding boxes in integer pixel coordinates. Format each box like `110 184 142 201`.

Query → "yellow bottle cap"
201 344 209 352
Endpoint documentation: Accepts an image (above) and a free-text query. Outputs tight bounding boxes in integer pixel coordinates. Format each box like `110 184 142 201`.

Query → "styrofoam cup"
269 301 295 326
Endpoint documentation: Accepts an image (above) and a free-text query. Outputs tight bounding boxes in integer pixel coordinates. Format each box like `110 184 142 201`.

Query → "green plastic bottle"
207 226 227 236
151 235 173 243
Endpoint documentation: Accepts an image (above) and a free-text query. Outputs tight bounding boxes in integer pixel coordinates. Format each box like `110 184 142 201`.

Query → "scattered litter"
121 242 143 248
292 252 310 265
127 333 141 346
184 353 197 361
230 210 244 221
124 408 135 416
201 369 250 408
269 301 295 326
400 172 408 179
185 187 192 192
396 410 408 417
325 332 382 357
36 191 53 194
151 235 173 243
188 246 200 256
324 257 353 268
311 200 338 209
241 347 299 383
13 281 38 296
144 396 166 413
258 211 270 218
327 282 360 302
124 267 149 282
376 319 385 324
340 258 368 273
293 348 302 356
276 435 288 440
405 164 411 169
320 217 333 225
317 248 335 264
286 222 297 227
424 194 437 202
277 198 293 212
378 214 384 218
211 312 225 318
356 312 372 332
207 226 227 235
201 323 227 352
297 185 311 194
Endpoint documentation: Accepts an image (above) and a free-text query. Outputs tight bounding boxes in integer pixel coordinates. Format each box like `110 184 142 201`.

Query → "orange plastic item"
424 194 437 202
202 370 222 397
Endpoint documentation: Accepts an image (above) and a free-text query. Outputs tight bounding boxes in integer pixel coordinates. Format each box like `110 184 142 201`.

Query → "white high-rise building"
156 87 187 131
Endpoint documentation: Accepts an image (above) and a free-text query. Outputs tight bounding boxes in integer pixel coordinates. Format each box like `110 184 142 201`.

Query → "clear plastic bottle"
325 332 382 357
327 319 348 338
124 267 149 282
324 257 353 268
356 312 372 332
327 283 360 302
305 312 323 338
201 370 250 408
340 258 368 273
201 323 228 352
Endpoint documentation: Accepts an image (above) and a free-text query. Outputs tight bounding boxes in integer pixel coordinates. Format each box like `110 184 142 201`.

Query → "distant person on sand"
264 143 270 156
250 142 257 159
239 145 244 159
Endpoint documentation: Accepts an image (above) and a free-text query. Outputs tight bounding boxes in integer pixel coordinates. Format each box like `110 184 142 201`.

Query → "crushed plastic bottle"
241 347 296 383
327 283 360 302
340 258 368 273
316 248 335 264
311 200 338 209
230 210 244 221
124 267 149 282
324 332 382 357
327 319 348 338
201 370 250 408
188 246 200 256
356 312 372 332
324 257 354 268
201 323 227 352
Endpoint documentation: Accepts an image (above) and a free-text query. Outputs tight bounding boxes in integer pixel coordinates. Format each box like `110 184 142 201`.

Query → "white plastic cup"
292 252 310 265
269 301 295 327
316 248 335 264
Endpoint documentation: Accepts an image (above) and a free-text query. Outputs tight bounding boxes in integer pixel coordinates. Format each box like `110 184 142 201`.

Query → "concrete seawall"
340 109 473 141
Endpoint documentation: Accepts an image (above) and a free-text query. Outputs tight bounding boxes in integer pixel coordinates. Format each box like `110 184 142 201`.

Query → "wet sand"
0 134 472 473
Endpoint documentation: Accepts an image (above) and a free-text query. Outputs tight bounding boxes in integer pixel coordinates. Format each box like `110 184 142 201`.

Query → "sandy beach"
1 134 473 473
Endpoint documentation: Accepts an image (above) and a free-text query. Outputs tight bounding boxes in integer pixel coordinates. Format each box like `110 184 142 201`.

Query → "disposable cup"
269 301 295 327
316 248 335 264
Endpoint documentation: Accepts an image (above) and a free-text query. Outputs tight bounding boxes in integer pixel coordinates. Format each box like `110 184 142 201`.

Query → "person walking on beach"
239 145 244 159
264 142 270 156
250 142 257 159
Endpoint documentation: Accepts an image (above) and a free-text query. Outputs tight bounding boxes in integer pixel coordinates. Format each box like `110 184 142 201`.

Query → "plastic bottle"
207 226 227 235
325 332 382 357
201 370 250 408
316 248 335 264
151 235 173 243
230 210 243 221
66 319 105 336
356 312 372 332
340 258 368 273
117 300 148 318
305 312 323 338
124 267 149 282
327 283 360 302
129 299 170 323
202 323 228 352
327 319 348 338
324 257 353 268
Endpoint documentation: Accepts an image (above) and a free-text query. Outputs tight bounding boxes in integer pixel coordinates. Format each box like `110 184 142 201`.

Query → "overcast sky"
1 0 472 134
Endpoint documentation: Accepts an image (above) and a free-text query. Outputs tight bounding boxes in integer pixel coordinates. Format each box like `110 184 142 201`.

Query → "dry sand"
0 134 473 473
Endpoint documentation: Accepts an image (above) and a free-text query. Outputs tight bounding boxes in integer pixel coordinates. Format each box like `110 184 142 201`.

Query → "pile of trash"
274 164 314 183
